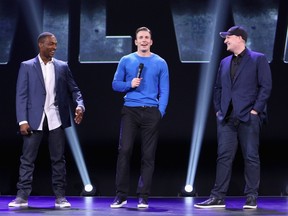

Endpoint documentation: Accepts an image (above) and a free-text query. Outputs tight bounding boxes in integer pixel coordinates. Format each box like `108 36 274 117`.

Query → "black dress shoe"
194 197 225 208
243 196 257 209
110 196 127 208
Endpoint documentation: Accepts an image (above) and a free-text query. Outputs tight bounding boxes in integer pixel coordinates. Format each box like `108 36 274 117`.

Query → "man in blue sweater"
110 26 169 209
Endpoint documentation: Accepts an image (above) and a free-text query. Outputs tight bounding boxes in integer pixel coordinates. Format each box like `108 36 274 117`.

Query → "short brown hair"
135 27 152 38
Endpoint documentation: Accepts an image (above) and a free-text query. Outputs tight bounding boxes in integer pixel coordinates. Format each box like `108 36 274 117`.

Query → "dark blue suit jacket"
16 56 84 130
214 49 272 123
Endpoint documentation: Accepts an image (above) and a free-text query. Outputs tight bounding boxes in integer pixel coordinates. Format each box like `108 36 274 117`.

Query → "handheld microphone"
136 63 144 78
27 129 33 135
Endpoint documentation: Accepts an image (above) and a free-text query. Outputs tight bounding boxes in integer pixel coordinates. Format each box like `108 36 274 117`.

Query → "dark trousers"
211 113 261 199
16 118 67 199
115 106 161 199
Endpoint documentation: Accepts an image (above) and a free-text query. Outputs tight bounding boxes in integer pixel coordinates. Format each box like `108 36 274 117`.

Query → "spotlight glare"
185 185 193 193
65 111 95 196
85 184 93 192
81 184 96 196
184 0 228 196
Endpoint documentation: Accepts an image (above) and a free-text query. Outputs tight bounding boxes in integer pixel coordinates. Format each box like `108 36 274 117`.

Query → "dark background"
0 0 288 197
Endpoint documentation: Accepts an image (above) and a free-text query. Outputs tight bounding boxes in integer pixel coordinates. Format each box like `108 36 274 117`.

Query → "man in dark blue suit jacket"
195 26 272 209
9 32 85 208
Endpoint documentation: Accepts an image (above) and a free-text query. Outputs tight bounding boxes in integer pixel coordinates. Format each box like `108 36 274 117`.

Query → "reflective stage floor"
0 196 288 215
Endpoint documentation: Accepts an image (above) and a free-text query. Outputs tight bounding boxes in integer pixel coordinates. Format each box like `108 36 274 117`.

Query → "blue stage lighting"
185 185 193 193
81 184 97 196
65 122 95 195
184 0 229 195
85 184 94 192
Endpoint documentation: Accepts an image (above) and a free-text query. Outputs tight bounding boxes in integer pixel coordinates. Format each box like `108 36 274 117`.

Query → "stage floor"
0 196 287 215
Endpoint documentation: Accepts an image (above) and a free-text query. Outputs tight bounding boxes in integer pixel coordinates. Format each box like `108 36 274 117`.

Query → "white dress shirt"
38 55 62 130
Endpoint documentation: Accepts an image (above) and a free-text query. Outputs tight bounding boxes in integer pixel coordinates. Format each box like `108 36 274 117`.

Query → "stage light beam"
184 0 229 194
65 119 94 195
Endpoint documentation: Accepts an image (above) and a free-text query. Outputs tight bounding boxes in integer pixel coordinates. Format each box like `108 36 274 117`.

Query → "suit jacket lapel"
232 49 250 83
33 57 45 88
224 56 233 87
53 59 59 86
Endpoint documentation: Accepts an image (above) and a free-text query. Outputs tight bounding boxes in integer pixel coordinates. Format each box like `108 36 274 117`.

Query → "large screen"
0 0 285 64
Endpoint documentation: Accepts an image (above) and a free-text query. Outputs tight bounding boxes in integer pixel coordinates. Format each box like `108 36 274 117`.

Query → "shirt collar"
234 48 246 58
38 54 54 64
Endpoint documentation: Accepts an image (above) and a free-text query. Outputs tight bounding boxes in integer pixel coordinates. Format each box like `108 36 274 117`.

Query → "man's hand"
20 123 31 135
131 78 142 88
74 106 84 124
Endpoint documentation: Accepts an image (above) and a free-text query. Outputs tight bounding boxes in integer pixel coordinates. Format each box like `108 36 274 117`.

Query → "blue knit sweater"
112 52 169 117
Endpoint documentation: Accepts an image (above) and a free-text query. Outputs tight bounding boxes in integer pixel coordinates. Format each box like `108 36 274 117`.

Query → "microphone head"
139 63 144 69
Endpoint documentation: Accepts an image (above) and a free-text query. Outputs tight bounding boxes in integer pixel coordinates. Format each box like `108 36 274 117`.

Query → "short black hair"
37 32 54 43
